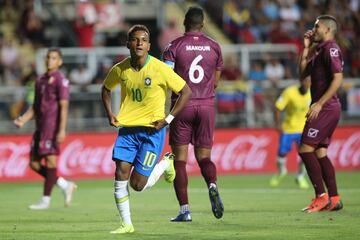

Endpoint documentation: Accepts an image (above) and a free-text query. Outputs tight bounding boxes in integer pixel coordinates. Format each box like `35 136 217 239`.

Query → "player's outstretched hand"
152 119 167 131
14 117 25 128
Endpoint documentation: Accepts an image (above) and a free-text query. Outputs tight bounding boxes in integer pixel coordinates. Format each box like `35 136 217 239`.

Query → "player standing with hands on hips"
14 48 77 210
101 25 191 234
298 15 343 213
163 6 224 221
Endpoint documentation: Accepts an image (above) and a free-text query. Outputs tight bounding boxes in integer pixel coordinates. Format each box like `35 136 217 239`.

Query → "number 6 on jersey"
189 55 204 84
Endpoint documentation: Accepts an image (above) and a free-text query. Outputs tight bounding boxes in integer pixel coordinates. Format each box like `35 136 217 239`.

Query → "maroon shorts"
301 106 340 148
169 104 215 148
30 130 59 157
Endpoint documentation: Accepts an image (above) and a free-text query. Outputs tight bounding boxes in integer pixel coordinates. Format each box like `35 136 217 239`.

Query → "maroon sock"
198 158 217 187
299 152 325 196
34 165 47 178
44 168 58 196
318 156 338 197
173 161 188 205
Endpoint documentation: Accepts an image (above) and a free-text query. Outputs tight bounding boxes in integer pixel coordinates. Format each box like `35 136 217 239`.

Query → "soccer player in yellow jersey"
270 77 311 189
101 25 192 234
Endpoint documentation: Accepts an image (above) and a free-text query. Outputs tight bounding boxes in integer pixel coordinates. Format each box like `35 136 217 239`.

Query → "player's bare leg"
196 147 224 219
171 144 192 222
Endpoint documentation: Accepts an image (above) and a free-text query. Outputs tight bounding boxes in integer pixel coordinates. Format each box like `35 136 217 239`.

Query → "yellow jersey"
275 85 311 133
103 55 186 127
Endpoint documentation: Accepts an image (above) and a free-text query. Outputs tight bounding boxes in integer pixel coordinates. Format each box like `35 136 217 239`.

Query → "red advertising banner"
1 126 359 182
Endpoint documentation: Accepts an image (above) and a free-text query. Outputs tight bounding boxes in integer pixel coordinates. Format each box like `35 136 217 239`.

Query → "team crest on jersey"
62 78 69 87
307 128 319 138
145 77 151 87
45 140 52 149
330 48 339 57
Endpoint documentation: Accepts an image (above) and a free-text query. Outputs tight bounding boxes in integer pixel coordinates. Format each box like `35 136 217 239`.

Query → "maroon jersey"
34 70 69 133
308 40 343 109
163 31 223 106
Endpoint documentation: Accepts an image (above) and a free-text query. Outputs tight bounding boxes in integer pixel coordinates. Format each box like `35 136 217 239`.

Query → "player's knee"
29 161 40 171
298 143 314 153
129 180 145 192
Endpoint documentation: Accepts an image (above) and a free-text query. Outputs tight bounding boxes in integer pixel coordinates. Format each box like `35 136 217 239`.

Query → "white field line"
149 188 360 193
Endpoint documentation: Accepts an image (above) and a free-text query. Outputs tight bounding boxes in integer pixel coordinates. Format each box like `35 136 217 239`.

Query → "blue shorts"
278 133 302 156
112 127 166 177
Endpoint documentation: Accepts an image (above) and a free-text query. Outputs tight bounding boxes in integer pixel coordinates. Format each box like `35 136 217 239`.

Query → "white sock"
209 183 217 189
180 204 190 214
114 180 132 225
57 177 69 190
142 160 169 191
277 156 287 174
297 158 306 177
42 196 51 204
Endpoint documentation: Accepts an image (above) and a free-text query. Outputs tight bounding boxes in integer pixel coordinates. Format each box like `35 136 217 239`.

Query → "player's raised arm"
101 85 119 127
299 30 314 80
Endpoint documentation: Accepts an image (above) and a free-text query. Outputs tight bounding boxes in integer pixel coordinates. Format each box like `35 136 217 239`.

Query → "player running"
101 24 191 234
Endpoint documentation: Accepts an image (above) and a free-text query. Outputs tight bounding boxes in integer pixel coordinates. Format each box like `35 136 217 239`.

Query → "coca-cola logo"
328 132 360 167
1 130 359 180
0 142 29 177
186 135 271 172
59 140 114 175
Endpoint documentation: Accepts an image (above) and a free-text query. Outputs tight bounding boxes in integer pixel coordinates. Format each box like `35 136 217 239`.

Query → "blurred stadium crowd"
0 0 359 130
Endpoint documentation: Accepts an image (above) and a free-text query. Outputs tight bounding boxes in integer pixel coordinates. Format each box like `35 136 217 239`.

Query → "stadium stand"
0 0 359 133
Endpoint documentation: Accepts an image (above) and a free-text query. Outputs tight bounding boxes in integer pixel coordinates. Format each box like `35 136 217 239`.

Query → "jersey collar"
184 31 204 37
316 39 336 49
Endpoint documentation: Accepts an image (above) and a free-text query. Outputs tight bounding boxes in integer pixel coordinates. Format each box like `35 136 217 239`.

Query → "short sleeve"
103 65 121 90
275 89 289 111
58 77 70 101
215 43 223 71
163 43 176 69
325 45 343 74
162 64 186 94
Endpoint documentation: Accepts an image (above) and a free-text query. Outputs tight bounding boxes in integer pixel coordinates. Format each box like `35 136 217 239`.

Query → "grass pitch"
1 172 359 240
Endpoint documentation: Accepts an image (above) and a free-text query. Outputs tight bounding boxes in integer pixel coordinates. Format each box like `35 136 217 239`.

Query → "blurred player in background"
163 6 224 221
101 25 191 234
14 48 77 210
269 76 311 189
298 15 343 213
